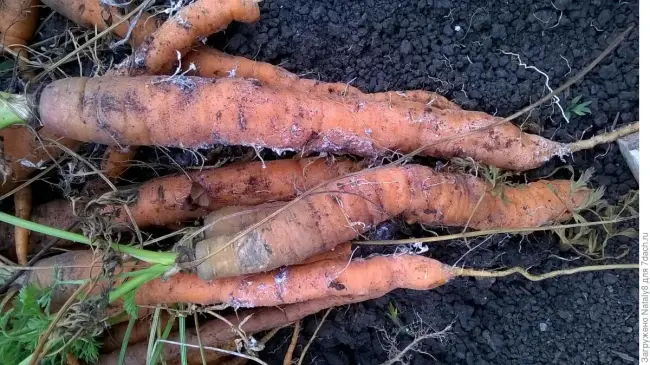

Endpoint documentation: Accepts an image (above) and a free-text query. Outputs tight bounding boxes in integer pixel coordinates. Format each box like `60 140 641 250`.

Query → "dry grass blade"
298 308 332 365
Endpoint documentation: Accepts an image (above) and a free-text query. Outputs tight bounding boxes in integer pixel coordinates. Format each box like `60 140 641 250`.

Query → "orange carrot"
193 164 591 279
0 0 39 69
136 254 452 307
17 250 106 309
0 158 358 246
101 146 134 179
118 0 260 76
108 157 360 228
41 0 159 46
184 46 460 110
100 293 384 365
0 126 79 195
38 76 636 171
13 185 31 264
0 199 76 255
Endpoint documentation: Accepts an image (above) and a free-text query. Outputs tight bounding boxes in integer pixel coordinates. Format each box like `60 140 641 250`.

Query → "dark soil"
213 0 639 364
0 0 638 364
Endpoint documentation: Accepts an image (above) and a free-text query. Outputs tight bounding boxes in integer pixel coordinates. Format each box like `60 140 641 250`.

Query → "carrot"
184 46 460 110
37 76 638 171
117 0 260 76
13 185 31 265
0 158 357 249
16 250 104 309
193 164 591 279
0 199 76 254
41 0 159 46
203 204 354 262
108 157 360 228
135 254 450 307
0 0 39 69
100 293 383 365
0 126 79 195
101 146 134 179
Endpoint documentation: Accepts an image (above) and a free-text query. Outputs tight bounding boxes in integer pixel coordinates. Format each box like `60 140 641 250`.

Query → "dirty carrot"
101 146 134 179
108 157 360 228
0 158 359 242
202 204 354 263
193 164 592 279
0 0 39 68
0 199 76 254
13 185 31 264
0 126 79 195
35 76 638 171
41 0 160 46
184 46 460 109
134 253 636 308
118 0 260 76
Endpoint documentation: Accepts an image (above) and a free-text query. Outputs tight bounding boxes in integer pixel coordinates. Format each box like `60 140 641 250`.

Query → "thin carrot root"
283 320 301 365
100 293 384 365
108 157 361 228
0 0 39 70
184 46 459 110
39 75 597 171
101 146 135 179
41 0 160 46
194 164 591 279
13 185 31 265
118 0 260 76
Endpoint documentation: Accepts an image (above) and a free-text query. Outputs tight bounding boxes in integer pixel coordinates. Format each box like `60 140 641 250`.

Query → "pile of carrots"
0 1 639 364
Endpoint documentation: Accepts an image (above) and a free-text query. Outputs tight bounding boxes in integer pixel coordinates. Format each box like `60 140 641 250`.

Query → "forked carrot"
118 0 260 75
41 4 457 109
193 164 592 279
